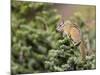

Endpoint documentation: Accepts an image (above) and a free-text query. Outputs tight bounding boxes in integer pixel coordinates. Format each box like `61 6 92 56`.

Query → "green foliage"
45 37 96 72
11 1 61 74
11 1 96 75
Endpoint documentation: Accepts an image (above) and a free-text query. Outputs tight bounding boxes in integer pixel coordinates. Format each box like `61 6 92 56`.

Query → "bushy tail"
79 40 86 61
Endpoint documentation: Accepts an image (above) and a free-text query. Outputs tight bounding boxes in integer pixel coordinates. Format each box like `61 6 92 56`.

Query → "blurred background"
11 0 96 74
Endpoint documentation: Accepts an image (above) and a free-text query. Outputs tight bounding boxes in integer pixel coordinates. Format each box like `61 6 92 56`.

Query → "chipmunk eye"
59 24 62 26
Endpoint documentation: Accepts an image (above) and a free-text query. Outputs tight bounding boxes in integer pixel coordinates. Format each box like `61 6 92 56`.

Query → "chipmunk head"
56 20 72 32
56 20 65 32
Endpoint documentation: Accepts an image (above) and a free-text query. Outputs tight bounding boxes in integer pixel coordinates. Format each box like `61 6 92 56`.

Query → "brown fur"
57 20 86 61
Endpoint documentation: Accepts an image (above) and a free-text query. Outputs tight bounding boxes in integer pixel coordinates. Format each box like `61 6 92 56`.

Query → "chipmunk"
56 20 86 61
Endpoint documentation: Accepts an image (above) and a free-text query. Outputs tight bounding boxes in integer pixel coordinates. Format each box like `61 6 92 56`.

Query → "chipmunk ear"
57 19 65 27
62 19 64 24
59 19 64 26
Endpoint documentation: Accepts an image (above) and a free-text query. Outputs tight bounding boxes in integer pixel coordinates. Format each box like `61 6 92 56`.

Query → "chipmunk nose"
56 27 60 32
56 27 58 32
